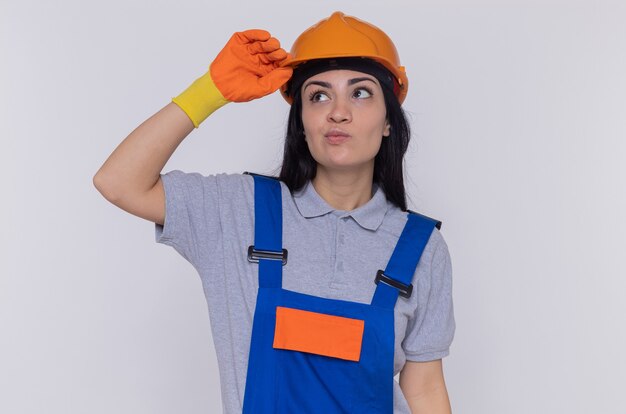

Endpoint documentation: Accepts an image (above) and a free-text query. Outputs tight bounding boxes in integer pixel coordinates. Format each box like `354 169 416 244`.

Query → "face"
300 69 390 176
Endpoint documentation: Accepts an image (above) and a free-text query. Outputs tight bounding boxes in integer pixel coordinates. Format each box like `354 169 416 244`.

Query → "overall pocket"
273 306 365 361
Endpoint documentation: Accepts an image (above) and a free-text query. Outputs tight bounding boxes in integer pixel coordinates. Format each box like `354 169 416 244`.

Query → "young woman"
94 11 455 414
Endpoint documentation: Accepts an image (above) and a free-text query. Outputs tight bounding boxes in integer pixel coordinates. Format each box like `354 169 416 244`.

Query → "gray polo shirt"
155 170 455 414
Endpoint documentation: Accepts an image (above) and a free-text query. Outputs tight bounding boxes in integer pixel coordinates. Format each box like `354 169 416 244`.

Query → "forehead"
303 69 380 87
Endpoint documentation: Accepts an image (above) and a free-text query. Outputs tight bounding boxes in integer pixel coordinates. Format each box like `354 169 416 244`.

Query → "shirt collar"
293 181 390 231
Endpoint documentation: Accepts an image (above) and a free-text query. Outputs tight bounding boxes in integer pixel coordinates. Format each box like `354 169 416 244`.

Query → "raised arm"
93 29 292 225
93 102 192 225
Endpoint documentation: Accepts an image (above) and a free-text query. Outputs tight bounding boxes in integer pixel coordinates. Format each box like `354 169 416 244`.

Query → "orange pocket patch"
273 306 364 362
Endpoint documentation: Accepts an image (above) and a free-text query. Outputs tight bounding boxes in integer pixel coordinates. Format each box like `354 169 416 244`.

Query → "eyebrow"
302 77 377 92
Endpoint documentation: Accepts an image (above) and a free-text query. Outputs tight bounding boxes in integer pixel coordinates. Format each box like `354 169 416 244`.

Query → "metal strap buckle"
247 246 288 265
375 270 413 298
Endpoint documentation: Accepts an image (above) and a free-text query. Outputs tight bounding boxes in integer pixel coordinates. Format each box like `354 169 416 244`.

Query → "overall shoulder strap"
246 173 285 288
371 211 441 309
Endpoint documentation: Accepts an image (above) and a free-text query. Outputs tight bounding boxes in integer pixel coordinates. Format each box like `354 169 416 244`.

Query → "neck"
312 167 375 211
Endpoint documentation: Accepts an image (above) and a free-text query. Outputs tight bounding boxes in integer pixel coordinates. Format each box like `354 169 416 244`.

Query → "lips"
324 129 351 144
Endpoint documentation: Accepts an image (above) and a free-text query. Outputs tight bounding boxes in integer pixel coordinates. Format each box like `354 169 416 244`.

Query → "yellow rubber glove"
173 29 293 128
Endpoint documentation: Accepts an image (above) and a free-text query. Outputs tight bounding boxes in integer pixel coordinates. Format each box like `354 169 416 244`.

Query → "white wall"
2 0 625 412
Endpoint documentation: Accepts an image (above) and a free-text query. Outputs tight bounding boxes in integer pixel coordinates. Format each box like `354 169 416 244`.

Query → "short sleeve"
402 231 456 361
154 169 221 267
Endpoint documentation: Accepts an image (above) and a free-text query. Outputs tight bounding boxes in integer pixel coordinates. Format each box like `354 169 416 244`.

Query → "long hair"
278 73 411 211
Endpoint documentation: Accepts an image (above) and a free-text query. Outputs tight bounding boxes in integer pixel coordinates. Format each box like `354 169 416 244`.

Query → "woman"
94 11 454 414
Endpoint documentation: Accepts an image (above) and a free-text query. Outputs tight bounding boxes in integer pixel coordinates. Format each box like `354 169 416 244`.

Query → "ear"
383 120 391 137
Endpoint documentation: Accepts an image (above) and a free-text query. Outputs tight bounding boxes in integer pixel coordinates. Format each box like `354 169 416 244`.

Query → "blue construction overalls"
242 175 440 413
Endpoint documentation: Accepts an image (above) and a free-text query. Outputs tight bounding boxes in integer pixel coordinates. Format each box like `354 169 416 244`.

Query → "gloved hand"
172 29 293 128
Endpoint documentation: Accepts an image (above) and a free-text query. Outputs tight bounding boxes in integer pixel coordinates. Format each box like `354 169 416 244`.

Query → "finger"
265 48 288 62
257 67 294 93
256 48 288 65
234 29 271 44
247 37 280 54
257 54 273 65
277 53 294 68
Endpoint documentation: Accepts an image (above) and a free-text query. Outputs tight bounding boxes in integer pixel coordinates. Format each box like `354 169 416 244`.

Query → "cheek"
301 110 326 143
362 111 388 137
300 105 318 132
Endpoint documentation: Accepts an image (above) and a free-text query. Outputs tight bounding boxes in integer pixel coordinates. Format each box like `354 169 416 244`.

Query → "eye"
353 87 373 99
309 89 329 102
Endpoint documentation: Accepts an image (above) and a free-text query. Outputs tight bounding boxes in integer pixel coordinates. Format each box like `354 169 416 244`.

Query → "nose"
327 97 352 124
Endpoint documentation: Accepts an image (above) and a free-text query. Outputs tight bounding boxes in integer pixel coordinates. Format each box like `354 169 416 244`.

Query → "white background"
2 0 625 412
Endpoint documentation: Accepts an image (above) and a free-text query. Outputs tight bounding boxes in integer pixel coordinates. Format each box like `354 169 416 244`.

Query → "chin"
316 159 375 174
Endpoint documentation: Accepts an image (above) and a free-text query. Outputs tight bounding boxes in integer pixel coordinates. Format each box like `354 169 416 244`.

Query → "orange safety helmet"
280 11 408 104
